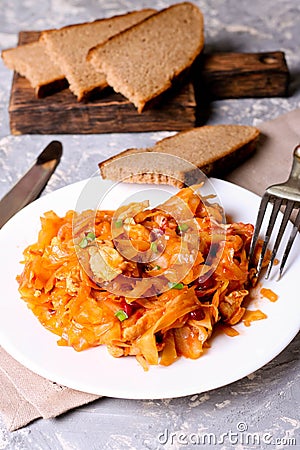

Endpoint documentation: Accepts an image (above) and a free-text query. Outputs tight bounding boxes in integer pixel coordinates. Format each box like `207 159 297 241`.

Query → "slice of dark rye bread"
88 2 204 112
1 10 155 99
99 125 260 188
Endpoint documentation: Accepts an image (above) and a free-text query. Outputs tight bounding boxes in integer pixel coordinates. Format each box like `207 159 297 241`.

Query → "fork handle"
289 144 300 185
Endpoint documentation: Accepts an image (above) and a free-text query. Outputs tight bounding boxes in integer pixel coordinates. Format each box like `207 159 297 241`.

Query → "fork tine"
256 197 282 277
265 200 294 279
278 206 300 279
249 193 270 263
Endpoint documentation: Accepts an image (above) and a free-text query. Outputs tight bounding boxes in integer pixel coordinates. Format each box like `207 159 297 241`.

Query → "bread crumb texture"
42 10 155 100
1 41 64 88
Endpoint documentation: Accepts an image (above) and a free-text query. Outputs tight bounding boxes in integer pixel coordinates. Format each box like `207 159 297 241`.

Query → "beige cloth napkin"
226 108 300 194
1 108 300 432
0 348 100 431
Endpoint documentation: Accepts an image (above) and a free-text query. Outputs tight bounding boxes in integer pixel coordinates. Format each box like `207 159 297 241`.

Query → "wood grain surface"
8 31 289 135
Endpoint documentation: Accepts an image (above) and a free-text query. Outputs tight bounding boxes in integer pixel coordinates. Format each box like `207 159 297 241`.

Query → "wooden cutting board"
8 31 289 135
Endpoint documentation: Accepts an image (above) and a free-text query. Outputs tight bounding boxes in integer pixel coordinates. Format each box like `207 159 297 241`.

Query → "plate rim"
0 176 299 399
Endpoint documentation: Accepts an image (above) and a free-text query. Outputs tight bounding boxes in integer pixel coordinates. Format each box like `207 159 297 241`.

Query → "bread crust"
99 125 260 187
88 2 204 112
1 42 66 96
41 11 155 38
41 9 156 101
1 11 157 100
151 124 259 162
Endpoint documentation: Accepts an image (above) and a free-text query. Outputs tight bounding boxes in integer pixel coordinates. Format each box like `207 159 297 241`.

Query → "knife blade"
0 140 63 229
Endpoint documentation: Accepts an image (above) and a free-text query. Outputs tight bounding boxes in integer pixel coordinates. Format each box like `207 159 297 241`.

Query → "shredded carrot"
242 309 268 327
217 324 240 337
17 185 268 370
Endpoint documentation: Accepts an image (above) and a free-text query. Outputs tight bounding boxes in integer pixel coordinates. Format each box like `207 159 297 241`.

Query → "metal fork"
249 144 300 280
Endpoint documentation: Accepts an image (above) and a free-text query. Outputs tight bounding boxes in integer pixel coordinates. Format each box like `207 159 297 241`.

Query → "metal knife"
0 140 63 229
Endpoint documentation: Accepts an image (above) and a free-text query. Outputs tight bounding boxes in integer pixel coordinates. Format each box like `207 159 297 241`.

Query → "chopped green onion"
150 242 158 253
168 282 184 290
79 237 89 248
146 264 161 272
178 223 189 232
114 219 123 228
115 309 128 322
78 231 96 248
145 264 161 272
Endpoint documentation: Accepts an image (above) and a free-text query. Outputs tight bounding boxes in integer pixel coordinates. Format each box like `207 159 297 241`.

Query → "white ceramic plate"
0 177 299 399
